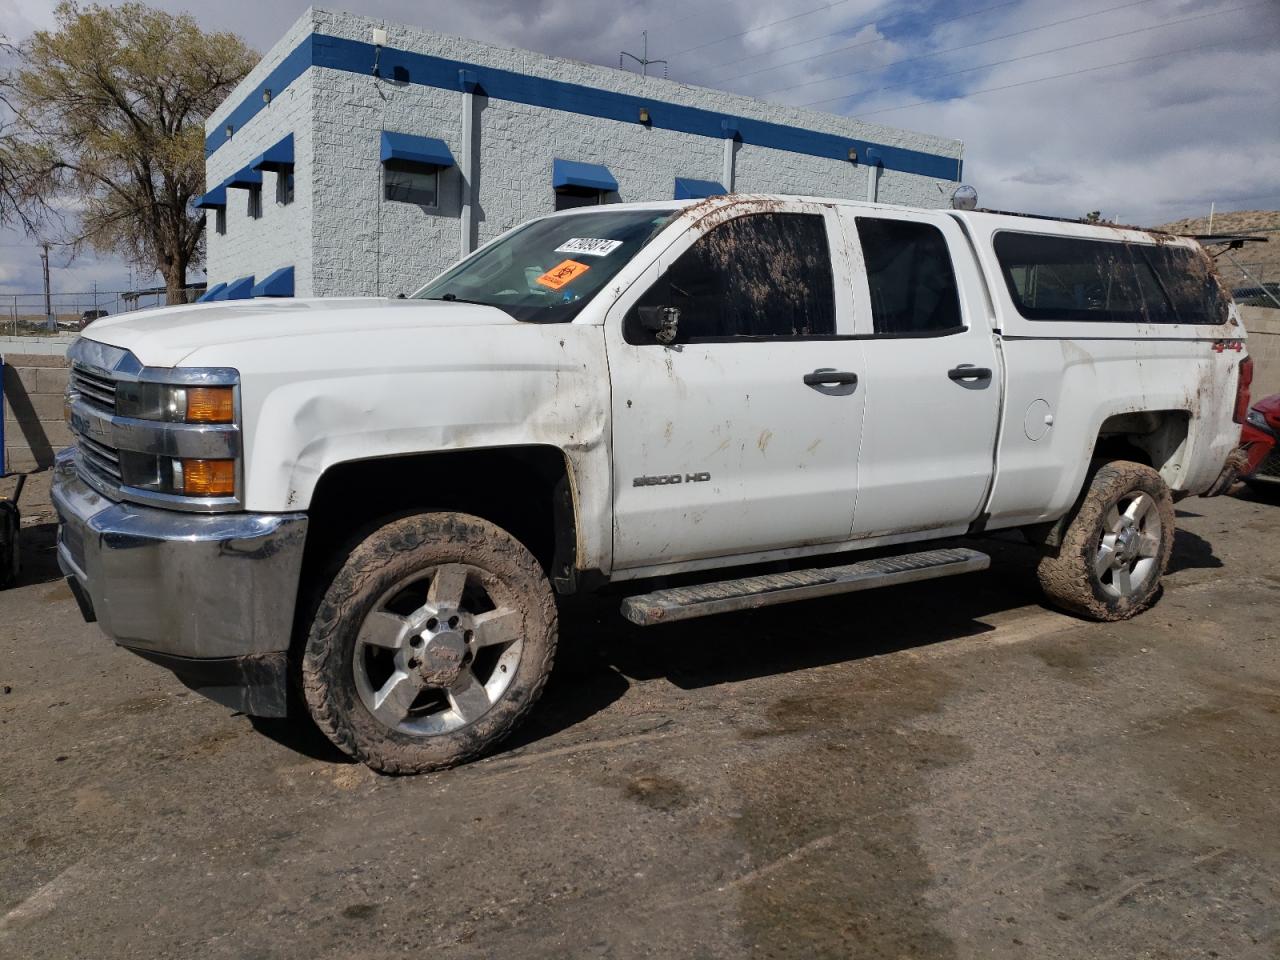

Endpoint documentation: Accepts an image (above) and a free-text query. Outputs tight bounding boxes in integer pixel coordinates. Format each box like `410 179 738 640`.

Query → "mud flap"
1204 448 1248 497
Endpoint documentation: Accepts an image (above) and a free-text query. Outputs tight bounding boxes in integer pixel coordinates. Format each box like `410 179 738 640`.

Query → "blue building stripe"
207 33 959 181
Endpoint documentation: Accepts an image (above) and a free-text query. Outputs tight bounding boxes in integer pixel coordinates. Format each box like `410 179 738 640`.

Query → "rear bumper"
51 448 308 716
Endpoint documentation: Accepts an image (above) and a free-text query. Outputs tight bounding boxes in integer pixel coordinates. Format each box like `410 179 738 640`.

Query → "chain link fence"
1 286 206 336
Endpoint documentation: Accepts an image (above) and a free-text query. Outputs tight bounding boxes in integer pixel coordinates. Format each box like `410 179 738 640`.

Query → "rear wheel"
301 512 557 774
1037 460 1174 621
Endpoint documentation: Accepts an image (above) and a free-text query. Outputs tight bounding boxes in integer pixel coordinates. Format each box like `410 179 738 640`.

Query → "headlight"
116 382 236 423
1247 409 1268 430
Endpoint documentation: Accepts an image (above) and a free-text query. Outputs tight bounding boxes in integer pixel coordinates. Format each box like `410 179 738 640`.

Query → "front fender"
187 323 615 572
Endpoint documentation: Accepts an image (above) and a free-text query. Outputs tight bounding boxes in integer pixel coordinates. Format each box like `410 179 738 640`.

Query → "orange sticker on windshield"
536 259 590 290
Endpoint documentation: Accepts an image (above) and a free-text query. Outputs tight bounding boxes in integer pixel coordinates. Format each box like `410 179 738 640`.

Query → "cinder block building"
199 7 965 300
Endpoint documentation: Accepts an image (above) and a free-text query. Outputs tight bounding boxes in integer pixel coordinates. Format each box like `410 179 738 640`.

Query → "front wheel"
1037 460 1175 621
301 512 557 774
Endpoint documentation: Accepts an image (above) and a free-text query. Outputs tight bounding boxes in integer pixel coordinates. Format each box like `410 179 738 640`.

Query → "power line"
757 0 1161 98
685 0 1020 85
797 1 1262 108
846 38 1229 118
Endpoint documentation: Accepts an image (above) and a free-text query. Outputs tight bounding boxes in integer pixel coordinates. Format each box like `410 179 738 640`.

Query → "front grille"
78 433 123 485
1256 446 1280 481
70 364 117 414
68 363 123 491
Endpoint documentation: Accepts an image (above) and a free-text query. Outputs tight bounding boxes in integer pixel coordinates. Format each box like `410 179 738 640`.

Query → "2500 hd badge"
633 472 713 487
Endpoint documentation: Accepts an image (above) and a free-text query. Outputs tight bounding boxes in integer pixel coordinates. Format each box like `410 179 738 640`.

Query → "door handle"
948 365 992 382
803 369 859 387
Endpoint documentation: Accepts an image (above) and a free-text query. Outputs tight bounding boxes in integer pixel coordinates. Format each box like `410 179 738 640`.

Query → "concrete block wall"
2 355 71 474
206 8 964 298
1243 306 1280 399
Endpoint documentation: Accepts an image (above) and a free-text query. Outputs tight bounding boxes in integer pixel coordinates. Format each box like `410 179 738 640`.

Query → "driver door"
605 203 867 572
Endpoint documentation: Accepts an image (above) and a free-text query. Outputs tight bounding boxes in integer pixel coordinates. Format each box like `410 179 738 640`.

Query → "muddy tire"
1036 460 1175 621
301 512 557 774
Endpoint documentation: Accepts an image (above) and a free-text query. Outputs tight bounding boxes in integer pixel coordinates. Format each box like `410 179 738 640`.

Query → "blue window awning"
195 186 227 210
674 177 726 200
223 275 255 300
224 166 262 190
251 266 294 298
251 134 294 173
380 131 455 169
196 282 227 302
553 159 617 194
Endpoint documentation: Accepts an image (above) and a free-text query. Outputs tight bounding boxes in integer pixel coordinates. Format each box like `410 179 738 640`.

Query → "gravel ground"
1 469 1278 959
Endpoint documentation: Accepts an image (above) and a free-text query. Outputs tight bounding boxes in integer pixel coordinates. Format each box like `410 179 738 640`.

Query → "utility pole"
620 31 668 78
40 243 54 332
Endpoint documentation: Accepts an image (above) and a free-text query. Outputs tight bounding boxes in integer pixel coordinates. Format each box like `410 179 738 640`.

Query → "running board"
620 547 990 626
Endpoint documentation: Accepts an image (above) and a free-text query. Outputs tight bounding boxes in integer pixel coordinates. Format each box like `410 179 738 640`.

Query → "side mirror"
637 305 680 344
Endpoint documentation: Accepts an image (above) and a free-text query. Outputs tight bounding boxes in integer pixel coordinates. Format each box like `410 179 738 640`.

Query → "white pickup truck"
54 195 1252 773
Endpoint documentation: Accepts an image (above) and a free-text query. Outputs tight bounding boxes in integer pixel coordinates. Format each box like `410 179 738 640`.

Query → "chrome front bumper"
51 448 308 714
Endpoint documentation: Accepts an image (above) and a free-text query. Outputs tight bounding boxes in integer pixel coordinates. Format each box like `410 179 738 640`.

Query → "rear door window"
855 218 963 335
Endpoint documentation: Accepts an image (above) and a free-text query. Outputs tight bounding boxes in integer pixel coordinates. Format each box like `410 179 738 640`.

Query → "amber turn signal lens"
185 386 235 423
181 458 236 497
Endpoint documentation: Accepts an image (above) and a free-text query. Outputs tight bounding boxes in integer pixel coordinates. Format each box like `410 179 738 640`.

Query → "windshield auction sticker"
536 259 591 290
555 238 623 257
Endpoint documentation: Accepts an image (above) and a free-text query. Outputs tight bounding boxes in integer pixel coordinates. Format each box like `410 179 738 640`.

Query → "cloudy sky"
1 0 1277 302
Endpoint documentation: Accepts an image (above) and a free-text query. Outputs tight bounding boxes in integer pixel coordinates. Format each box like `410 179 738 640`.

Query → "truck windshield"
415 209 676 323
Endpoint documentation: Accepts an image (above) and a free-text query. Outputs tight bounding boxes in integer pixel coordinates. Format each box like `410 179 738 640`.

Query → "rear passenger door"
835 210 1001 539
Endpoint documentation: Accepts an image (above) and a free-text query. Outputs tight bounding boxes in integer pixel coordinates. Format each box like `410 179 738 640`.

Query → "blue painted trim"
196 282 228 302
251 133 294 172
554 158 618 193
224 165 262 189
205 33 958 181
380 131 455 168
251 266 294 297
674 177 726 200
207 35 314 157
223 275 255 300
195 186 227 209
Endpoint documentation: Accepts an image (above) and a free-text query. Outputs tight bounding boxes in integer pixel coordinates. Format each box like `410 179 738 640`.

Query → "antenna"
620 31 668 78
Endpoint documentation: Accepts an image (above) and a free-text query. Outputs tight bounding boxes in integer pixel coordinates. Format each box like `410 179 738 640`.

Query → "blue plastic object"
553 159 618 194
674 177 726 200
251 134 295 172
251 266 294 298
380 131 455 169
223 275 256 300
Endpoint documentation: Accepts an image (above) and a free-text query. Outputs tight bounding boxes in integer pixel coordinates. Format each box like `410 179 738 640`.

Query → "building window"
215 208 226 235
554 188 606 211
384 162 438 206
277 172 294 206
247 186 262 219
551 159 617 211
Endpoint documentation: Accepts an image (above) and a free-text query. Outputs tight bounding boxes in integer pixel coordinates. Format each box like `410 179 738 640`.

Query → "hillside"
1156 209 1280 293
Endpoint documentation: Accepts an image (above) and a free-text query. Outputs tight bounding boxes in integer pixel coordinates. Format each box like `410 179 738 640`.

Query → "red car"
1242 393 1280 490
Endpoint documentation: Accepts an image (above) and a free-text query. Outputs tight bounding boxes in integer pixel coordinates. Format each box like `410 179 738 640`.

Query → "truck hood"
81 297 518 368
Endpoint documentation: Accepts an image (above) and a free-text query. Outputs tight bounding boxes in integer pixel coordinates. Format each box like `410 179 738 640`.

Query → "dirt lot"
2 469 1279 959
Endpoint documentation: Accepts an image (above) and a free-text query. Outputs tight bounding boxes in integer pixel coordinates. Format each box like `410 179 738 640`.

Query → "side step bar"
620 547 989 626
